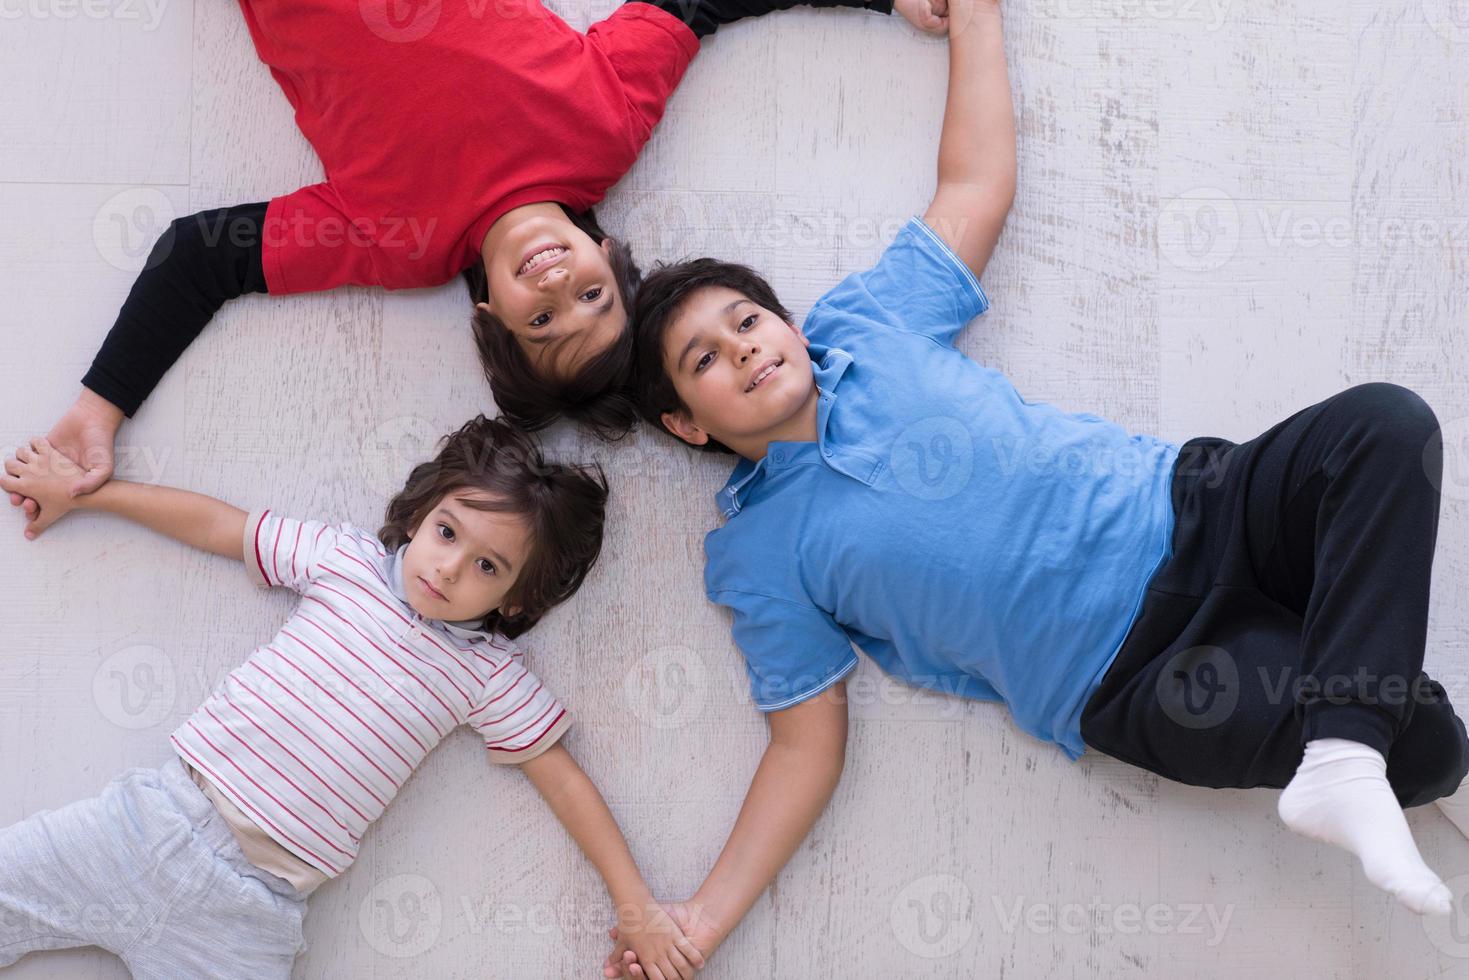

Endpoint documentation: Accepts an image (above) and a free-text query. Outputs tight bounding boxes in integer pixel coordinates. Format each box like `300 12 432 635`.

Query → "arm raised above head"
923 0 1016 284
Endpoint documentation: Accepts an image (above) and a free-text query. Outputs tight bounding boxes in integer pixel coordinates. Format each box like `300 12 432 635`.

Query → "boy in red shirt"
12 0 947 522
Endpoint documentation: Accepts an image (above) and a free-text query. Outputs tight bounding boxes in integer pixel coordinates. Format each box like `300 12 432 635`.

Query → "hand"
6 388 123 521
895 0 950 35
603 901 723 980
1 438 84 539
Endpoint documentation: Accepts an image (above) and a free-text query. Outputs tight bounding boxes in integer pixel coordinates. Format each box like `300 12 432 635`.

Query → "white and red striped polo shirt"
170 509 571 879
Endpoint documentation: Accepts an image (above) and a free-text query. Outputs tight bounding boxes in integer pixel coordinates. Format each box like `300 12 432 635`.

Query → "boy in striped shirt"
0 416 705 979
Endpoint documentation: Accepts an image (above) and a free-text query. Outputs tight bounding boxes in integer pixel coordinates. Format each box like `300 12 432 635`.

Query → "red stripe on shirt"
245 659 401 795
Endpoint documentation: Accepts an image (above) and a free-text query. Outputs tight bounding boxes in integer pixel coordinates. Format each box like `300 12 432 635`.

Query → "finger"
667 948 696 980
3 457 22 478
24 513 53 540
644 964 665 980
14 444 32 463
23 498 38 520
628 961 645 979
675 939 706 971
71 465 112 499
7 490 20 506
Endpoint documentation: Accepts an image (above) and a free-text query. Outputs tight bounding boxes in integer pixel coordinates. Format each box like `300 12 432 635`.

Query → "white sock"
1435 769 1469 840
1278 737 1452 916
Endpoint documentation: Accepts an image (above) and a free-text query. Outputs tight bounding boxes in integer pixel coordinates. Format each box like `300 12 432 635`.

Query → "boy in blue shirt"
607 0 1469 971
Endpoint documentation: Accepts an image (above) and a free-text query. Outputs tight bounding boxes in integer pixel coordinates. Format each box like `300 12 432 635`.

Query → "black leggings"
1081 383 1469 808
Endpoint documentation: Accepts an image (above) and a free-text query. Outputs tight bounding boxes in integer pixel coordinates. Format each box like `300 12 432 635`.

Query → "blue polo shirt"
704 217 1181 759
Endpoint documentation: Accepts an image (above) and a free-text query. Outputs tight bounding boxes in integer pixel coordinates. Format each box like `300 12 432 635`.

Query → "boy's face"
659 286 816 451
477 211 625 380
402 489 534 622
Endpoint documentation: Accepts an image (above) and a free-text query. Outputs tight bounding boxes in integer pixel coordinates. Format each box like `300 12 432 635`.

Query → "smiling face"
400 489 535 622
658 286 821 458
477 208 627 381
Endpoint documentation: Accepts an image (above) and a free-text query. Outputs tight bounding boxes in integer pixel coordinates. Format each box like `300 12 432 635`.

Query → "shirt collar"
716 343 878 519
383 543 498 643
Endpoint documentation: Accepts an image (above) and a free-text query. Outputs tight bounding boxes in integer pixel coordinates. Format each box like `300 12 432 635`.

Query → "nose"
736 337 759 363
536 265 570 291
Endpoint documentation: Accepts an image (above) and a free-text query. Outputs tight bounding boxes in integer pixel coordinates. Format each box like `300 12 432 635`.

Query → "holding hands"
604 901 723 980
603 900 714 980
5 388 122 523
895 0 950 34
2 437 85 538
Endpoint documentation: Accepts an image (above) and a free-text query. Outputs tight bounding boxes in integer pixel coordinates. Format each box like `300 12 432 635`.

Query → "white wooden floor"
3 0 1469 976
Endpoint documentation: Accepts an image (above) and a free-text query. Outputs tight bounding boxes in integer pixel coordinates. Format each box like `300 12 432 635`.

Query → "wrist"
608 880 656 915
76 387 125 427
685 890 733 951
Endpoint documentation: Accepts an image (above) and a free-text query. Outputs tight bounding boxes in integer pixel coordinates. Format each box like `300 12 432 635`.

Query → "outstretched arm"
522 743 706 980
1 437 246 557
6 203 268 518
923 0 1015 281
605 684 849 976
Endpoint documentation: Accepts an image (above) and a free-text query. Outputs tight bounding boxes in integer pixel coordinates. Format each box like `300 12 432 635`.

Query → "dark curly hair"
379 415 609 639
629 258 795 456
463 205 642 442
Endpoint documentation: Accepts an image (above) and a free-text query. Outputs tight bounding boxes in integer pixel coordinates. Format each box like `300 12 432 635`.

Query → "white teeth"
518 247 566 276
747 361 778 392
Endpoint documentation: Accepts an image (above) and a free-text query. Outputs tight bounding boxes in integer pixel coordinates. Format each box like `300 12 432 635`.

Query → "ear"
475 301 494 317
599 237 613 258
784 318 810 348
661 409 710 447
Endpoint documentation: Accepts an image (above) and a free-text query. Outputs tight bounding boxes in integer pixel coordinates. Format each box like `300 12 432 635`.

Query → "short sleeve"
243 509 353 594
262 183 382 295
587 4 699 144
712 589 859 712
468 653 571 764
806 216 991 350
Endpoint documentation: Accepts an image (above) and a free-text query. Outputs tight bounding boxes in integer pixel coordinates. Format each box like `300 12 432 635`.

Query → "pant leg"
1233 382 1447 754
119 758 306 980
1082 384 1469 806
0 766 190 969
0 759 306 979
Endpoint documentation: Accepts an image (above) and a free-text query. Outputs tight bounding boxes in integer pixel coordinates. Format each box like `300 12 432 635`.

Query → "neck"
725 384 822 462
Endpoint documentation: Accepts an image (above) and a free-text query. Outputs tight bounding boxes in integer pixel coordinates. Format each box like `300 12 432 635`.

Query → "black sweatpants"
1080 382 1469 808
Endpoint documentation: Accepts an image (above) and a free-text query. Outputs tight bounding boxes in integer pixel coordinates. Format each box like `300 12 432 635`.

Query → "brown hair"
379 415 609 639
630 258 796 456
464 205 642 441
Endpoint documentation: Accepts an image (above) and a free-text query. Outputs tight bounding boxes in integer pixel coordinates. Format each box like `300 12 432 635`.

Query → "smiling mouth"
746 358 782 393
517 244 568 277
418 577 446 601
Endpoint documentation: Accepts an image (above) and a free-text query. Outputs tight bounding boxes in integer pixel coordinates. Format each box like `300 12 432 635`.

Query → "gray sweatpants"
0 756 307 979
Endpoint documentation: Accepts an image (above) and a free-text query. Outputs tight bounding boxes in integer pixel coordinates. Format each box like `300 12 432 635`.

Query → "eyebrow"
437 507 514 575
676 299 748 372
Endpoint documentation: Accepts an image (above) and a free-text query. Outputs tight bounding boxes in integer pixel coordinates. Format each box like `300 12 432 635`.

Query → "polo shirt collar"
716 343 877 519
383 543 498 643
